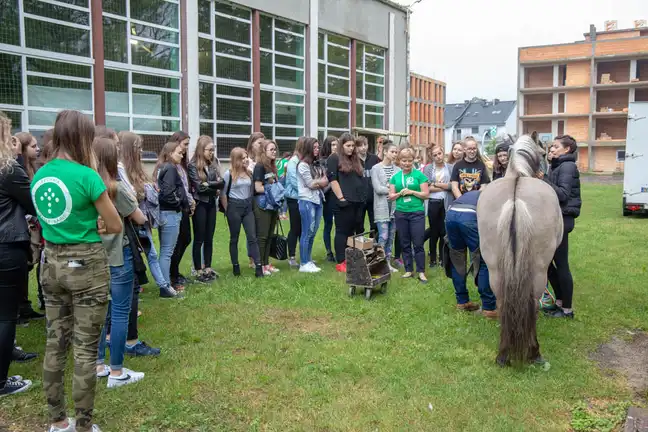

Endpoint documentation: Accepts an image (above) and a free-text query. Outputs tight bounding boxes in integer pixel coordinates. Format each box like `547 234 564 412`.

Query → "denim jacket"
284 155 299 200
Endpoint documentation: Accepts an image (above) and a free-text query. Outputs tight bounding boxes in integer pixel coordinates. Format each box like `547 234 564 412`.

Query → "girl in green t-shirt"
389 148 430 283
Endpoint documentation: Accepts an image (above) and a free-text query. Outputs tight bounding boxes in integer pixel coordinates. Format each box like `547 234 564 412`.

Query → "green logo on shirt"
31 177 72 225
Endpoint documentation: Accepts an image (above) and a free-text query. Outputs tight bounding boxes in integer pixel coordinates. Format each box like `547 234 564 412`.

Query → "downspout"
405 7 411 146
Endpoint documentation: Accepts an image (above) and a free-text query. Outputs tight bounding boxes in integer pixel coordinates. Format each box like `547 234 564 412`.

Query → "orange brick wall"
565 118 589 141
523 120 552 134
594 147 624 172
636 88 648 102
638 60 648 80
409 74 445 148
525 66 553 88
595 37 648 56
577 147 589 171
520 43 591 62
597 31 641 41
596 89 629 111
566 61 591 86
566 89 590 114
597 60 631 83
595 118 627 140
525 94 553 115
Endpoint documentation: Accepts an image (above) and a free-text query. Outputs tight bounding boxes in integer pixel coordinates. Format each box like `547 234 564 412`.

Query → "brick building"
518 22 648 172
409 73 445 149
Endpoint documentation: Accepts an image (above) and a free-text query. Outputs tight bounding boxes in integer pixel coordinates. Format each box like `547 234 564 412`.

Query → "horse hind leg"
496 329 511 367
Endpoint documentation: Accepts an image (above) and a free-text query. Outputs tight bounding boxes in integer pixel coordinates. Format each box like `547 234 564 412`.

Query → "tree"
484 137 497 156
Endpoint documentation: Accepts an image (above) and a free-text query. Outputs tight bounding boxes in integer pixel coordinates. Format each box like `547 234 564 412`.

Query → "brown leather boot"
456 302 480 312
482 309 498 319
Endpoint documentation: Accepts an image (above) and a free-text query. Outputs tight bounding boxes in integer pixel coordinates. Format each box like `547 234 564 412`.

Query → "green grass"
2 183 647 431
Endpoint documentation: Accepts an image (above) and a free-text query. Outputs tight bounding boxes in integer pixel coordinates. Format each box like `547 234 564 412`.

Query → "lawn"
2 183 647 432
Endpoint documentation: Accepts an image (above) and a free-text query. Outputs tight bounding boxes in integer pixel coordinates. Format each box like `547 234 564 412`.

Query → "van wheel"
623 209 631 217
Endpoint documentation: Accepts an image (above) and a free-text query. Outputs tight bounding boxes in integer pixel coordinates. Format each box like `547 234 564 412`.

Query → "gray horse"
477 135 563 366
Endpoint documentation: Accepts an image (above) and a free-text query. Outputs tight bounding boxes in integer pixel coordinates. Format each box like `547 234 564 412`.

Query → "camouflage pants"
41 242 109 432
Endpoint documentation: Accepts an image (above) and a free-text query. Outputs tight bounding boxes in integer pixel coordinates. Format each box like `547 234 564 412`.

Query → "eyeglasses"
269 148 277 152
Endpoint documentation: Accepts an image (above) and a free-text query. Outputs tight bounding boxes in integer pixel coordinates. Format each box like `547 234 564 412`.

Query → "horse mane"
506 135 541 178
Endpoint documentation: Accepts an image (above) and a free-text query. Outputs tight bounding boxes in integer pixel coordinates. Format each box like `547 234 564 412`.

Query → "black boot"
326 251 335 262
255 264 264 278
233 264 241 277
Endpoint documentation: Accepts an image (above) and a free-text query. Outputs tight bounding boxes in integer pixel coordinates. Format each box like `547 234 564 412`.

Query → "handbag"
124 219 149 286
269 220 288 261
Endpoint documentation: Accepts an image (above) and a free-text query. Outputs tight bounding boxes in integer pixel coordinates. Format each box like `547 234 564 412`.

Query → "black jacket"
547 153 581 218
187 162 224 205
0 161 36 243
361 153 380 203
157 162 190 212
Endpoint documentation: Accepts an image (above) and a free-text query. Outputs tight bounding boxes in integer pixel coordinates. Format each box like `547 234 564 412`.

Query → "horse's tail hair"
496 176 536 363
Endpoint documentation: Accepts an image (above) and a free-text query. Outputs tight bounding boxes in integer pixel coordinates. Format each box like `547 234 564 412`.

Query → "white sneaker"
96 364 109 378
107 368 145 389
389 264 399 273
308 262 322 272
49 418 75 432
299 263 318 273
91 425 103 432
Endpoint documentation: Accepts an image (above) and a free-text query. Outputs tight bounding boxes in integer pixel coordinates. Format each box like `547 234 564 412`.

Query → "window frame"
317 32 351 139
356 42 386 130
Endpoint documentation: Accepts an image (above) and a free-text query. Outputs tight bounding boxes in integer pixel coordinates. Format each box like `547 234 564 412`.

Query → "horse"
477 135 563 366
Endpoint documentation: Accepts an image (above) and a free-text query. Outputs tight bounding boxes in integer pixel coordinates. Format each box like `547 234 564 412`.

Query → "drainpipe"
405 7 411 144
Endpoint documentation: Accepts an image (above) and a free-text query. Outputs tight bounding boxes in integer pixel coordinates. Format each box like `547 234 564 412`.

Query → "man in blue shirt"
444 190 497 318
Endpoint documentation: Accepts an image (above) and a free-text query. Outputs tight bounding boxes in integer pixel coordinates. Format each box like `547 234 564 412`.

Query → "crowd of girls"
0 106 581 431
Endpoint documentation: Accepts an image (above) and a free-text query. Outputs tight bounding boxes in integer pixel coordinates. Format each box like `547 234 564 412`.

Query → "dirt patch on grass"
261 308 346 338
591 331 648 396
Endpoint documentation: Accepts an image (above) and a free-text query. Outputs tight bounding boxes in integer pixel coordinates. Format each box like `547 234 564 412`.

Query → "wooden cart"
345 233 391 300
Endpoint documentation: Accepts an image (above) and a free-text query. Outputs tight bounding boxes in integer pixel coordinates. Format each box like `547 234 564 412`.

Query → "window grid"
317 32 351 138
198 0 253 159
356 42 386 130
259 14 305 152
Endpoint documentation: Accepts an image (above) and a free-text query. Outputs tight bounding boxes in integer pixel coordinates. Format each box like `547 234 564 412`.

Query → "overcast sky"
397 0 645 104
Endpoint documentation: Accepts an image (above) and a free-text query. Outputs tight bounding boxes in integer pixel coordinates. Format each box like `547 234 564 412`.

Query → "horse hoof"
496 357 510 368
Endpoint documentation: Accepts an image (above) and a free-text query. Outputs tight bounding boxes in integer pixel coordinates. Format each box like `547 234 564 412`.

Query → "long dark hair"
171 130 190 169
320 135 337 159
52 110 97 169
258 139 278 177
337 132 363 176
119 131 150 200
92 137 119 200
190 135 215 182
154 141 182 179
247 132 265 162
16 132 38 179
299 137 319 165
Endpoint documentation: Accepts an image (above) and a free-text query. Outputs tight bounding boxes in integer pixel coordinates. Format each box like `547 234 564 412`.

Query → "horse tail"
496 176 536 363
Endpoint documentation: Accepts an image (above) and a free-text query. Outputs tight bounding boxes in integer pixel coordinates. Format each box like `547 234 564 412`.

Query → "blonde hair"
0 112 17 174
398 147 416 162
229 147 250 181
191 135 215 182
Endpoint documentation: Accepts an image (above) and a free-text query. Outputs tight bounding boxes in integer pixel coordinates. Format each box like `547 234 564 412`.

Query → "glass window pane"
25 18 91 57
318 64 325 93
198 0 211 34
132 73 179 89
328 100 348 110
365 56 384 75
276 104 303 126
5 111 22 133
216 57 250 81
275 67 303 90
216 98 250 122
199 82 213 120
215 41 251 58
106 115 129 132
215 15 249 45
365 105 384 114
260 91 273 124
328 65 349 78
103 17 127 63
24 0 90 25
29 110 58 126
275 32 304 57
214 1 250 20
216 85 251 98
366 45 385 57
318 98 326 128
131 42 179 71
327 76 349 97
28 76 92 110
365 84 384 102
260 51 272 85
275 54 303 68
365 113 383 129
130 1 178 28
260 125 273 139
0 53 22 105
132 89 179 117
215 137 247 159
328 35 349 47
275 127 302 138
199 38 213 76
102 0 126 16
366 74 384 85
105 69 128 113
328 110 348 129
275 139 296 153
27 58 91 78
200 122 214 139
217 123 251 136
356 45 364 70
133 117 180 132
327 45 349 67
0 0 20 45
318 33 325 60
356 74 364 99
356 104 363 127
275 93 303 104
131 23 178 44
275 20 303 34
260 16 272 49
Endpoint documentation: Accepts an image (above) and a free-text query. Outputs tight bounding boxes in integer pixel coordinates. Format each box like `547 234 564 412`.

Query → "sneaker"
401 272 413 279
160 286 182 299
20 308 46 321
196 273 211 283
288 257 299 269
48 417 75 432
107 368 145 389
91 425 103 432
309 262 322 272
207 269 219 279
12 346 37 363
262 266 272 276
326 252 335 263
173 283 185 293
456 302 480 312
125 341 161 357
388 264 399 273
335 261 347 273
418 273 428 284
481 309 498 319
545 309 574 319
0 379 32 398
7 375 22 382
255 264 264 278
393 258 404 268
177 274 188 285
268 265 280 273
96 364 110 378
299 262 321 273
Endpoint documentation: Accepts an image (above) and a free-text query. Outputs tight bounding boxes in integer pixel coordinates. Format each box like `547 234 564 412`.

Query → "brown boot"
482 309 498 319
456 302 480 312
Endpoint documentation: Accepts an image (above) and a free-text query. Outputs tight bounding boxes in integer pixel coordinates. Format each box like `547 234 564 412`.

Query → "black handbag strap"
275 219 284 236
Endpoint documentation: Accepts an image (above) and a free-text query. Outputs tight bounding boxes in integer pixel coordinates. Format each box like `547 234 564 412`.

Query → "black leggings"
226 198 260 266
253 202 278 266
286 198 301 258
423 199 446 264
332 200 364 263
192 201 217 269
170 212 191 281
548 216 575 309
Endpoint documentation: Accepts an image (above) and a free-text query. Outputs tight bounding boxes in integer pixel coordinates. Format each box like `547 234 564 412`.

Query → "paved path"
581 175 623 185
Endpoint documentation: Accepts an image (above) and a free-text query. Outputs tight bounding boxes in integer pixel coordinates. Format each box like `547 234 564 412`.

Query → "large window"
317 33 351 140
356 42 386 130
0 1 94 135
198 0 253 159
259 14 305 152
103 0 181 154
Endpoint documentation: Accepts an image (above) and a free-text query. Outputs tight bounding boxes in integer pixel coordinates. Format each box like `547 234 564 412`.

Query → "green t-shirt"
389 169 429 213
31 159 107 244
101 182 138 267
276 158 288 178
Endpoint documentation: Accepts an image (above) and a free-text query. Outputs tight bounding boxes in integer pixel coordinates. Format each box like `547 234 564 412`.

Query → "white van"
623 102 648 216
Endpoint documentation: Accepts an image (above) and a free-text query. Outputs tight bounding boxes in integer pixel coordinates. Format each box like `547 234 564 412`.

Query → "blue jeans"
376 219 396 258
298 200 323 265
445 210 497 311
394 211 426 272
158 210 182 285
97 247 134 370
139 226 170 290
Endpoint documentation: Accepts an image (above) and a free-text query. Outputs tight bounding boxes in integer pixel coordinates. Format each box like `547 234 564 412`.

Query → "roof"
444 98 516 128
374 0 409 14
